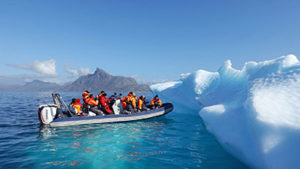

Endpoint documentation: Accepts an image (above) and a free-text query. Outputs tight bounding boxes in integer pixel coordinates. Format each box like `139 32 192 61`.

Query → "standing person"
138 95 149 112
86 94 104 115
151 95 162 109
99 93 113 114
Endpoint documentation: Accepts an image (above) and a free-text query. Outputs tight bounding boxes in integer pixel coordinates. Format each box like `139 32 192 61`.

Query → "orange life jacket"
151 99 162 106
82 91 89 100
70 102 82 114
121 95 136 108
138 98 144 109
86 97 98 106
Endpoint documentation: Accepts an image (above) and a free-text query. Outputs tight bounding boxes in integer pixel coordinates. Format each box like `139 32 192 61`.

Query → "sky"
0 0 300 85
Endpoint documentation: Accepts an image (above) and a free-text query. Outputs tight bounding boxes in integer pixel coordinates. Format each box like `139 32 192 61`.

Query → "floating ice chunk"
152 54 300 169
201 104 225 114
150 81 182 92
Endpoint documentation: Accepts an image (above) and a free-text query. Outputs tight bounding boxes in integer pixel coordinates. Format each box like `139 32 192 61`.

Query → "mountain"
0 68 151 92
17 80 61 92
60 68 150 92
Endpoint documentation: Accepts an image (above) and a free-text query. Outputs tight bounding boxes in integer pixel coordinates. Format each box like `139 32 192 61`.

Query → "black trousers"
90 107 104 116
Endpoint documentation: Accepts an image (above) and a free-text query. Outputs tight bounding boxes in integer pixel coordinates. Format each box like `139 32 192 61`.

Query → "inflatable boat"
38 93 173 127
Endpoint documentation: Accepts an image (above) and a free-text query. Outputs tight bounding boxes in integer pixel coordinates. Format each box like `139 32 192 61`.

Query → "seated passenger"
82 90 90 103
122 92 136 113
138 95 150 112
121 93 130 110
70 98 76 106
98 91 105 97
118 93 122 99
86 94 104 116
70 98 84 116
69 98 77 115
99 93 113 114
109 92 118 100
151 95 162 109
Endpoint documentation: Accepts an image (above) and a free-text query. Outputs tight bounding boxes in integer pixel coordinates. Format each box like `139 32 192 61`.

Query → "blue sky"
0 0 300 85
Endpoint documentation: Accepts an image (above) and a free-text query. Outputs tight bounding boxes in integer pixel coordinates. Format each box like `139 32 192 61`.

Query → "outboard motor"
38 104 58 125
39 93 73 125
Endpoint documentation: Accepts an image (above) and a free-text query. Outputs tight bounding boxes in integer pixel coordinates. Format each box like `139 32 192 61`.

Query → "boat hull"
49 103 173 127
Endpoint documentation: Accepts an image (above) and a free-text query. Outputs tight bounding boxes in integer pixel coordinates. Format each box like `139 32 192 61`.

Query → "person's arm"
158 100 162 106
90 99 98 106
121 97 126 102
150 99 154 105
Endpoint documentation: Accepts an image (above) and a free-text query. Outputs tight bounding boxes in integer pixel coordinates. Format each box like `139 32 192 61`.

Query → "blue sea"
0 92 248 169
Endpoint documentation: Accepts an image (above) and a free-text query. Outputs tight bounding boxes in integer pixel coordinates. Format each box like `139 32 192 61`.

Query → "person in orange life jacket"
86 94 104 115
81 90 90 112
82 90 90 103
123 92 137 113
151 95 162 109
70 98 84 116
99 93 113 114
121 92 131 109
138 95 150 112
133 92 138 107
121 92 133 107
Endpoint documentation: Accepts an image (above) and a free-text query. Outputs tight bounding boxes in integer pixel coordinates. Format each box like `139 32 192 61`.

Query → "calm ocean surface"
0 92 248 169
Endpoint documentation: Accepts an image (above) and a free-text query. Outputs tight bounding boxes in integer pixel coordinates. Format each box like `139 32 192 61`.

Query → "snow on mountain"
151 54 300 169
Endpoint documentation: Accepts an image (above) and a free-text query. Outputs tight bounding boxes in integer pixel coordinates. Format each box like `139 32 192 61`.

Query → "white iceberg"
151 54 300 169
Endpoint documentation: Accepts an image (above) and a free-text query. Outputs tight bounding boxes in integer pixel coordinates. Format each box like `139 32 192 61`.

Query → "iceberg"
151 55 300 169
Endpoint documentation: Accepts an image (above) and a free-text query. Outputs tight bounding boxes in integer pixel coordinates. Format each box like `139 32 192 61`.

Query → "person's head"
128 92 133 96
114 92 117 95
76 98 81 103
85 90 90 93
71 98 76 103
154 95 159 100
82 91 89 97
103 93 107 97
90 94 94 98
119 93 122 96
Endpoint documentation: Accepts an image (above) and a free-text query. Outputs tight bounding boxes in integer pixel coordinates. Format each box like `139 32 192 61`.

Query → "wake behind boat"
38 93 173 127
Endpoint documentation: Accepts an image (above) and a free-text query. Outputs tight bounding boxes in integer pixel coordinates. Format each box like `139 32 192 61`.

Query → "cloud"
65 65 91 77
9 59 57 76
3 59 62 85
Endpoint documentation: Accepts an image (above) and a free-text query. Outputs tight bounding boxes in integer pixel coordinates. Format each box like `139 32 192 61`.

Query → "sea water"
0 92 248 169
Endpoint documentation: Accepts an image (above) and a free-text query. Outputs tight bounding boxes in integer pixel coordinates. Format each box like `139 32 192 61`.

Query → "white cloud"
9 59 57 76
2 59 92 86
65 65 91 77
